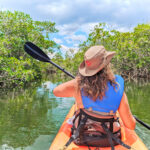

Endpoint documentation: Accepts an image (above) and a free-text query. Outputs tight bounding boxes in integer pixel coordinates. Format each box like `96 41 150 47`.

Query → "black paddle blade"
24 42 50 63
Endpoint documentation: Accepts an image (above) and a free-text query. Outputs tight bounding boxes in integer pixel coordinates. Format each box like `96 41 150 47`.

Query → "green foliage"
1 10 149 87
0 11 59 88
62 23 150 80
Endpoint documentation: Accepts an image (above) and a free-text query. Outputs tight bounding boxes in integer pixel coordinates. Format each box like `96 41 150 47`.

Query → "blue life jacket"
81 75 124 113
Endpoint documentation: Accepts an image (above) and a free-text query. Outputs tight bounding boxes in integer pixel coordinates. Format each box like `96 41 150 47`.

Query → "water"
0 81 150 150
125 81 150 148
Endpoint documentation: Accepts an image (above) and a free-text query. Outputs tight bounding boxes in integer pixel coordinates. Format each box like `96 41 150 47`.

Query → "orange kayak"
49 105 148 150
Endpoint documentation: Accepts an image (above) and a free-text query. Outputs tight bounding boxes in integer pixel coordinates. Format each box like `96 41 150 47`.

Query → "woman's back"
81 74 124 114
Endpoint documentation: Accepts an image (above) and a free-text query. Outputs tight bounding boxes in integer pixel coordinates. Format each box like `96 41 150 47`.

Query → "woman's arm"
53 79 76 97
118 92 136 130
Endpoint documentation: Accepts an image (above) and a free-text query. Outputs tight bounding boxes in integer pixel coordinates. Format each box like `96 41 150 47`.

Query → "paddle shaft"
48 60 75 79
134 116 150 130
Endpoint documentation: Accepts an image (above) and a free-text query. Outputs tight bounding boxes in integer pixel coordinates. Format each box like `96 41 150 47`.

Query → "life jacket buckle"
109 110 114 115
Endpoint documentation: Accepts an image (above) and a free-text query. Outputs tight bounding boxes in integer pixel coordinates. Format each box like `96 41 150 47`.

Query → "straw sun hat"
79 45 116 76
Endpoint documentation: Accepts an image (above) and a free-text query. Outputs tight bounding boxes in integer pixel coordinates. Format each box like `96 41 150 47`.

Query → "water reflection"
0 81 74 150
125 82 150 124
125 81 150 149
0 80 149 150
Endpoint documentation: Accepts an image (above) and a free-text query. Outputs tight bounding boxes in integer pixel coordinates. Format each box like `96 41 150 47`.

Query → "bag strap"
64 113 88 148
101 123 131 150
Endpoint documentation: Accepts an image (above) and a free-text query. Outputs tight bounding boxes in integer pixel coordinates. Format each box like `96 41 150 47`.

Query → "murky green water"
0 80 150 150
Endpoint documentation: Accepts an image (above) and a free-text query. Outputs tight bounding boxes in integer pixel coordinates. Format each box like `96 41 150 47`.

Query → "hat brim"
79 51 116 76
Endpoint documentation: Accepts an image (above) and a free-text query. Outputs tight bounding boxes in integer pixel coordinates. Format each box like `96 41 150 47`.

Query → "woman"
53 45 136 148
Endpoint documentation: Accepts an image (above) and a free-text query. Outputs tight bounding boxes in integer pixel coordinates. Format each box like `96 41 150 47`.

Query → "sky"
0 0 150 55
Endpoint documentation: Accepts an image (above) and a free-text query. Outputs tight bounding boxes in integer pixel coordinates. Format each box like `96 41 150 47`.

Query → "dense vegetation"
61 23 150 80
0 11 150 88
0 11 59 88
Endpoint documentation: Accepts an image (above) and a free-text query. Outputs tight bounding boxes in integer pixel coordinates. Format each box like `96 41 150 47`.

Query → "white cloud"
65 39 72 44
56 24 80 36
1 0 150 50
65 34 87 43
80 23 99 34
55 23 88 47
35 0 150 26
1 0 150 26
55 22 133 49
60 45 70 53
53 38 63 44
73 43 80 48
36 3 70 21
60 44 79 54
113 25 133 32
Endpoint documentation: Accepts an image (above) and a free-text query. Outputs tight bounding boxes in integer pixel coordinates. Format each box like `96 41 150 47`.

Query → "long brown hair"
77 64 117 101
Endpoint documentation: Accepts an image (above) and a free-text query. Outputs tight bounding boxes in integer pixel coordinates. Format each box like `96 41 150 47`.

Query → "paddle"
24 41 150 130
24 42 74 79
134 116 150 130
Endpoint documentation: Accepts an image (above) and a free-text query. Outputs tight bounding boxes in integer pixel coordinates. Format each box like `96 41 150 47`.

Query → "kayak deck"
49 105 148 150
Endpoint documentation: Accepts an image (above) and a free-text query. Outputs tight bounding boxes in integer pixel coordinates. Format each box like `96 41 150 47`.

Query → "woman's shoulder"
53 79 78 97
114 74 124 83
114 75 124 92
